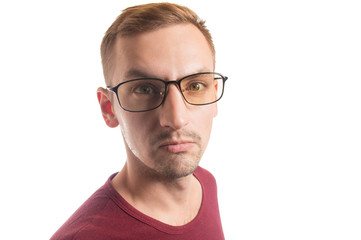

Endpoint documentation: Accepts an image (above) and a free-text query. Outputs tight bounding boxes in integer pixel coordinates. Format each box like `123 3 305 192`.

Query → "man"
51 3 227 239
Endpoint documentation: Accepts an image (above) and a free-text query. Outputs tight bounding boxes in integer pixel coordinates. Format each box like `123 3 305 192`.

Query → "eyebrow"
124 68 157 80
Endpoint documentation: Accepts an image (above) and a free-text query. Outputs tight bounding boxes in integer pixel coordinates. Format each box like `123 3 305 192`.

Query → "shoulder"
194 166 216 182
194 166 218 191
50 188 111 239
50 175 118 240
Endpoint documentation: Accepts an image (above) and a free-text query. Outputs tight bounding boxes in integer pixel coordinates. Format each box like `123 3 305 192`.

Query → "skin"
97 23 217 226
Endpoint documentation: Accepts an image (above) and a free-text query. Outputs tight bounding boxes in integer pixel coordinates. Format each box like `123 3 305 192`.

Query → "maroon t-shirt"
50 167 224 239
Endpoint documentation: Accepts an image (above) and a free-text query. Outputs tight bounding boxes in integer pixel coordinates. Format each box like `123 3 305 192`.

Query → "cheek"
192 106 216 139
118 112 155 153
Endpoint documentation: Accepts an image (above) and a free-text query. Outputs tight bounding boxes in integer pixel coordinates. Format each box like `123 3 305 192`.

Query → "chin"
153 154 201 180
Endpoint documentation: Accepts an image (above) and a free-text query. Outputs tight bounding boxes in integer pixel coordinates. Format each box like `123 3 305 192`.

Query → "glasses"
107 72 227 112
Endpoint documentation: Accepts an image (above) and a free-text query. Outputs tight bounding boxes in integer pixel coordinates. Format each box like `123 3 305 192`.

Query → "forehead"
110 24 214 84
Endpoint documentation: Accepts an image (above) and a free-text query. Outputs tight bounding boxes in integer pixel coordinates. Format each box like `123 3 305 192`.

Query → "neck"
111 156 202 226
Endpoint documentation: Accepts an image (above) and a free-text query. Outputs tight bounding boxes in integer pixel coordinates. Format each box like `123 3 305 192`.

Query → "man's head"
97 3 224 179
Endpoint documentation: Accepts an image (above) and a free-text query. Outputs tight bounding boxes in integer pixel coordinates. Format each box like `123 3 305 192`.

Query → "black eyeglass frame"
107 72 228 113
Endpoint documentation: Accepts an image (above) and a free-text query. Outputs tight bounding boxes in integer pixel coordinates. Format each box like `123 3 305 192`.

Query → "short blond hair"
100 3 215 84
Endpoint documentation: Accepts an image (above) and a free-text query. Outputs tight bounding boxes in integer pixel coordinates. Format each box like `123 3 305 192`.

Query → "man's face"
108 24 217 179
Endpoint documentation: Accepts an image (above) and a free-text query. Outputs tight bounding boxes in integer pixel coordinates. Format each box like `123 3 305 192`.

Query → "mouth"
159 140 196 153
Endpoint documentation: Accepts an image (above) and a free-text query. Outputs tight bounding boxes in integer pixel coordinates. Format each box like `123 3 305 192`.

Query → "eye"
187 82 206 92
133 84 156 94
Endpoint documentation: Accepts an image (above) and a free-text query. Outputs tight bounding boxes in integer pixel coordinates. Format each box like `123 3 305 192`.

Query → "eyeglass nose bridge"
159 80 185 98
163 80 182 92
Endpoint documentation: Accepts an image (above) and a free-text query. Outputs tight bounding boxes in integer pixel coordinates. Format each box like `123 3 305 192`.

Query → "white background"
0 0 360 239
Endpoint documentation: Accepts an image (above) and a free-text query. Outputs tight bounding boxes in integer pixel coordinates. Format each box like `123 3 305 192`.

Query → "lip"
159 140 195 153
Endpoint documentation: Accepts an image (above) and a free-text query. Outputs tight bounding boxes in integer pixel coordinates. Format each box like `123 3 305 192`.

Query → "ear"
97 87 119 128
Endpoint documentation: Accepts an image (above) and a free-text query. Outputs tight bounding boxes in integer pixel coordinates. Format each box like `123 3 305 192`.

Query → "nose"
159 84 190 130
